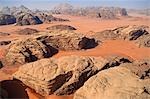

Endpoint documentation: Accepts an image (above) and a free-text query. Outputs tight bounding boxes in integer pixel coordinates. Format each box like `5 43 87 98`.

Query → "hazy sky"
0 0 149 10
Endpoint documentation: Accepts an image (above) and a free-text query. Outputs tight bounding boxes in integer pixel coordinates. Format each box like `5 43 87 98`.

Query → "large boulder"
46 24 76 31
36 31 97 50
15 28 39 35
0 14 16 25
13 55 131 96
16 13 42 26
4 38 52 65
74 66 150 99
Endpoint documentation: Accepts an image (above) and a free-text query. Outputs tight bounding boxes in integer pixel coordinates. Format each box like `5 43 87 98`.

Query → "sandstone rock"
0 41 11 46
13 55 131 96
46 25 76 31
36 31 97 50
35 12 69 23
113 25 149 40
92 30 119 41
135 34 150 47
122 59 150 79
15 28 39 35
93 25 149 41
0 14 16 25
74 66 150 99
0 32 10 36
4 38 52 65
16 13 42 26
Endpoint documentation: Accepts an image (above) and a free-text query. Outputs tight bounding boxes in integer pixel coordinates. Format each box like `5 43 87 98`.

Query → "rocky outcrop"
92 25 149 41
0 32 10 36
4 38 52 65
36 31 97 50
92 30 119 41
35 12 69 23
121 59 150 79
0 41 11 46
16 13 42 26
13 55 131 96
74 66 150 99
113 25 149 40
0 14 16 25
135 34 150 47
46 25 76 31
15 28 39 35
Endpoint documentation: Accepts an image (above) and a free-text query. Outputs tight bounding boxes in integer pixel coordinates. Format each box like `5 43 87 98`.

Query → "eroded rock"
13 55 131 96
135 34 150 47
92 25 149 41
46 25 76 31
36 31 97 50
74 66 150 99
4 38 52 65
0 32 10 36
15 28 39 35
0 41 11 46
16 13 42 26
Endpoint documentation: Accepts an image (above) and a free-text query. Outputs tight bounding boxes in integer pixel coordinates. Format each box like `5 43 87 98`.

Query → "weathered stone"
46 25 76 31
4 38 52 65
16 13 42 26
0 41 11 46
74 66 150 99
0 32 10 36
15 28 39 35
36 31 97 50
13 55 131 96
92 25 149 41
135 34 150 47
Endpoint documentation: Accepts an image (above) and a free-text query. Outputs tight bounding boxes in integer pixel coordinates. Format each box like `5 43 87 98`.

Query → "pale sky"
0 0 149 10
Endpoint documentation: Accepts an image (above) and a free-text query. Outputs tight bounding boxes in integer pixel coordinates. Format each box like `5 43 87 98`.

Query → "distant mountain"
128 8 150 16
52 3 128 19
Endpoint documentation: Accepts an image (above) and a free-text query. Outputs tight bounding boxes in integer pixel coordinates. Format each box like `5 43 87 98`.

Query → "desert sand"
0 14 150 99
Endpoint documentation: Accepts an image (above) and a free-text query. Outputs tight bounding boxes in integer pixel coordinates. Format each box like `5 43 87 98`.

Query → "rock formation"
46 25 76 31
113 25 149 40
4 38 52 65
15 28 39 35
92 25 149 41
35 12 69 23
16 13 42 26
13 55 131 96
0 32 10 36
0 14 16 25
74 65 150 99
135 34 150 47
36 31 97 50
0 41 11 46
